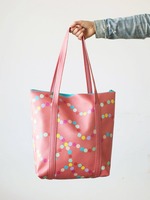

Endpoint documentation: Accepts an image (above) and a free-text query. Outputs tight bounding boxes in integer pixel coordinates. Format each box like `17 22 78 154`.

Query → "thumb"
70 21 83 28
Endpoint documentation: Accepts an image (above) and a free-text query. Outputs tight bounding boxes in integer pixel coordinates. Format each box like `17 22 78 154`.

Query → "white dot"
66 146 70 150
32 99 36 102
61 168 65 172
76 144 80 148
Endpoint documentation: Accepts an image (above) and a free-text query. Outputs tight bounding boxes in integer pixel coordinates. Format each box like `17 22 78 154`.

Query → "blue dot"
59 136 63 140
68 142 72 146
35 96 39 100
80 147 84 151
72 121 76 125
64 165 68 169
95 126 96 129
87 136 91 140
77 175 81 178
70 105 74 109
34 125 36 129
85 168 89 172
41 103 45 108
106 132 109 137
55 157 57 161
70 167 74 170
68 150 72 155
39 133 43 138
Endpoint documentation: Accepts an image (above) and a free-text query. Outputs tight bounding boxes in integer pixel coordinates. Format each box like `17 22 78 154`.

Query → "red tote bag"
30 27 116 180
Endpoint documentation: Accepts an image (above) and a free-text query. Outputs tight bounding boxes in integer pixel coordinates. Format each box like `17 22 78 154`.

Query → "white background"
0 0 150 199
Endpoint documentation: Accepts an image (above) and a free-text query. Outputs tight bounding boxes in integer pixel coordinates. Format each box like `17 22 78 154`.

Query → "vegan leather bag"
30 27 116 180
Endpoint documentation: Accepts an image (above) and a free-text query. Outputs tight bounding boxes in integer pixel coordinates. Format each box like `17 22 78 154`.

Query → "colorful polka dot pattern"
31 94 115 120
30 90 115 179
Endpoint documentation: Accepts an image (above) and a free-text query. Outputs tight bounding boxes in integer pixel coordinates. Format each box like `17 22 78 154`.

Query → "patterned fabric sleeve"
94 13 150 39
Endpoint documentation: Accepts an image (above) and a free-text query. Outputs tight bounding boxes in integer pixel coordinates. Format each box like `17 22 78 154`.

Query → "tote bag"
30 27 116 180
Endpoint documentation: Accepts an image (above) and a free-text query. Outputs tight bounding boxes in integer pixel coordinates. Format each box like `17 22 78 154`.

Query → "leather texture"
30 28 116 180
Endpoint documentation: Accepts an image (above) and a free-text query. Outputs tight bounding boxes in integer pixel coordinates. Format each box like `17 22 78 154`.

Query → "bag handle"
48 28 102 179
50 28 93 93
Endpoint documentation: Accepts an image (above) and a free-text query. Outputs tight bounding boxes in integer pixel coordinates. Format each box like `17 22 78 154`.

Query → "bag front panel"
30 90 115 179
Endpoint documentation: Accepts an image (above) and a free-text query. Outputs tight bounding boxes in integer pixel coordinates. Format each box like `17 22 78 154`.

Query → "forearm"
94 13 150 39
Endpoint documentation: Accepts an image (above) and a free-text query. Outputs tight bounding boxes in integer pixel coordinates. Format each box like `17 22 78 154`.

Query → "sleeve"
94 13 150 39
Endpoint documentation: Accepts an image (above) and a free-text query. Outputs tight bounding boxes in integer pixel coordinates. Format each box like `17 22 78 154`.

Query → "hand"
69 20 96 40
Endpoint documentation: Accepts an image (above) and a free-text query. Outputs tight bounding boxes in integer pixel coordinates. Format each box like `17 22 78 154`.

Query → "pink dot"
64 101 66 104
91 108 94 112
72 170 75 173
46 102 50 106
91 133 94 137
63 120 67 124
34 136 36 140
44 159 47 163
57 171 60 174
62 138 65 142
101 138 104 142
111 115 114 119
88 170 92 173
73 142 76 146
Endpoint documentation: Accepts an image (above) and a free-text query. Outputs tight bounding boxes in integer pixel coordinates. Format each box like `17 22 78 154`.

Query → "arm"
94 13 150 39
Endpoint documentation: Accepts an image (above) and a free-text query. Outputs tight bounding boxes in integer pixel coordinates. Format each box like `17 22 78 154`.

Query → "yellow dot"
105 113 108 118
57 118 60 122
81 166 85 170
33 144 35 147
64 142 68 147
56 133 60 138
37 106 41 110
38 153 41 157
82 136 86 140
69 163 72 167
111 99 114 103
83 112 87 116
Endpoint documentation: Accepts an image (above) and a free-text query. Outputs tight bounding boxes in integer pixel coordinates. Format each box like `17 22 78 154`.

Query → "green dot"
92 147 96 151
78 133 81 137
60 145 64 149
101 166 105 170
107 161 110 165
102 115 105 119
100 103 104 107
107 100 110 104
43 176 47 179
68 159 73 162
78 163 82 167
110 133 113 137
79 112 83 116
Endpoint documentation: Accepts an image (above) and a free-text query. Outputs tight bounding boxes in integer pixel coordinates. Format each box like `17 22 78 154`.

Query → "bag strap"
48 28 102 179
50 28 93 93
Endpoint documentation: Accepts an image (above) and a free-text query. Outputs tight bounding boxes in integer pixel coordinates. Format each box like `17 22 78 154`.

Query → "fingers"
70 21 83 28
70 25 85 40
